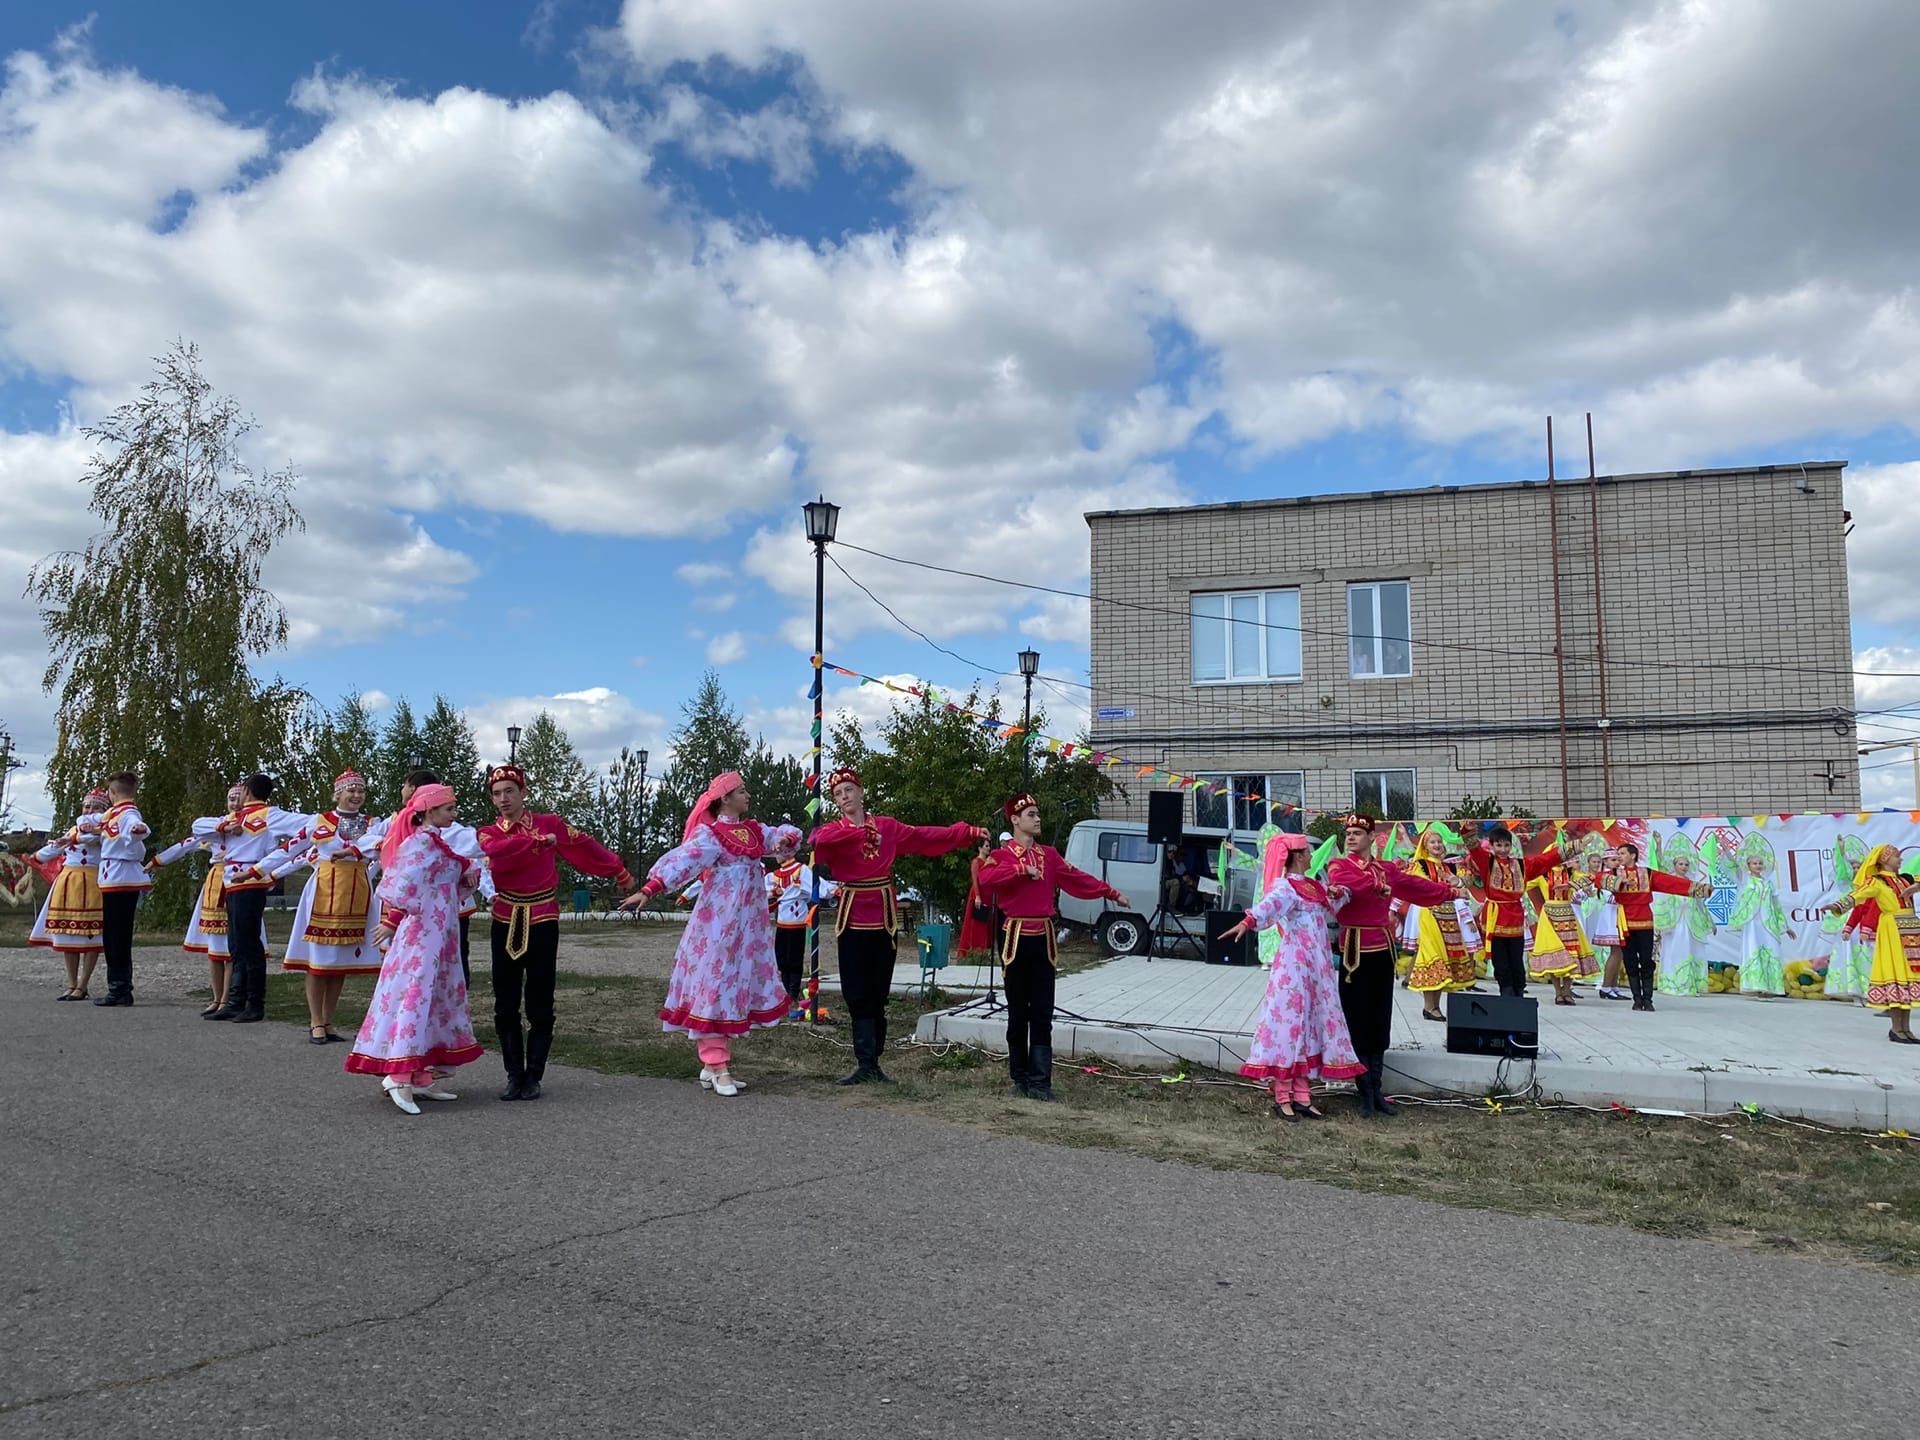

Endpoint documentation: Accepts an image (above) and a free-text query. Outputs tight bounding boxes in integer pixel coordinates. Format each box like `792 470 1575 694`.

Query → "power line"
834 539 1912 682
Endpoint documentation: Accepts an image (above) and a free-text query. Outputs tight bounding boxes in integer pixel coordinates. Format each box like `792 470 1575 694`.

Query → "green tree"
656 671 753 848
27 340 305 921
740 738 809 831
1446 795 1538 822
420 696 485 818
376 698 422 803
591 745 650 896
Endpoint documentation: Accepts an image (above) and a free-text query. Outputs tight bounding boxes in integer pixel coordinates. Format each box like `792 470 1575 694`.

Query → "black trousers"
101 890 139 999
458 916 470 986
226 887 269 1003
1622 928 1656 997
836 929 897 1041
1003 933 1057 1062
1489 935 1528 997
1338 945 1396 1058
774 926 805 999
492 919 560 1079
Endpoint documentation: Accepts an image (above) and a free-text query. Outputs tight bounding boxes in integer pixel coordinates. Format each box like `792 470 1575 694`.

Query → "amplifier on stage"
1444 993 1539 1056
1204 909 1258 966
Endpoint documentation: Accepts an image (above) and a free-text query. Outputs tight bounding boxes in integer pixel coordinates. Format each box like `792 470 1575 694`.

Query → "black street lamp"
802 495 840 1024
506 724 522 763
636 746 649 842
1018 647 1040 786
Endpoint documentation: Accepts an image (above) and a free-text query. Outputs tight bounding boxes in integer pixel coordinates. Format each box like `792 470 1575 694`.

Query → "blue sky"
2 1 1917 825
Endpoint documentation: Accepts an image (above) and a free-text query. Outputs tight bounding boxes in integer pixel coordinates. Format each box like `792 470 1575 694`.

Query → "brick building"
1085 462 1858 832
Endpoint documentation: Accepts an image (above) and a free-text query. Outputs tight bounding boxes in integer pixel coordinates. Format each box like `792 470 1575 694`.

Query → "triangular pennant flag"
1308 832 1339 879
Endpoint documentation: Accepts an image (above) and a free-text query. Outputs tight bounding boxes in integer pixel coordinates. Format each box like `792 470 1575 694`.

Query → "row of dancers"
28 773 1920 1120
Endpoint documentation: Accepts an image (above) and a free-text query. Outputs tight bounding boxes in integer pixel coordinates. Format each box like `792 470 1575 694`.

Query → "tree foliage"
419 696 485 816
827 686 1118 919
1446 795 1538 821
376 699 422 805
515 710 593 818
27 341 305 920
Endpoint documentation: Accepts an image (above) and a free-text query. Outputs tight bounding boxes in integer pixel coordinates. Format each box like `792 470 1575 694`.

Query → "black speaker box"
1205 909 1258 966
1445 993 1539 1056
1146 790 1184 847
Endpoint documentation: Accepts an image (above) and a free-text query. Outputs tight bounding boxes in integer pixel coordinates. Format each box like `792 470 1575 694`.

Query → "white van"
1058 820 1265 955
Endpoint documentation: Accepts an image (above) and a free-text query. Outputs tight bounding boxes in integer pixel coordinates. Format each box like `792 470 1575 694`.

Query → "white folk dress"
649 819 801 1036
275 812 389 975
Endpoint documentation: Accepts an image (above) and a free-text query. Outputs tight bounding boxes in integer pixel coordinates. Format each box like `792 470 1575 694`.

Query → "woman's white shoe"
699 1066 745 1093
709 1070 741 1097
413 1084 458 1101
382 1078 421 1115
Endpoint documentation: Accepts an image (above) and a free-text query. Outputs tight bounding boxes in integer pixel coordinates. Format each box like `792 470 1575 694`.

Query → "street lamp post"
1018 648 1040 786
507 725 523 764
0 730 14 827
803 495 840 1025
636 746 649 862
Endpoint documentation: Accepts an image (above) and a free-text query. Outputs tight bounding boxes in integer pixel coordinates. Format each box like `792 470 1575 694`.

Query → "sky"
2 0 1919 826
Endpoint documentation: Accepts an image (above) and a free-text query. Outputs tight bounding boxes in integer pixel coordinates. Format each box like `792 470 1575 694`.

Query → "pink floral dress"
344 829 484 1077
1238 875 1366 1084
651 818 801 1036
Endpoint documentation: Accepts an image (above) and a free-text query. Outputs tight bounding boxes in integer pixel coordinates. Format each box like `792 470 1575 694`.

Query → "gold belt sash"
1895 913 1920 965
834 877 899 937
999 916 1057 968
1339 926 1398 980
499 886 557 961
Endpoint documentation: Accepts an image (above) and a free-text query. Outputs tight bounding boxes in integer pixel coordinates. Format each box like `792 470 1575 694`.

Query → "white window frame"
1191 771 1308 836
1190 588 1303 685
1351 768 1417 821
1347 580 1414 680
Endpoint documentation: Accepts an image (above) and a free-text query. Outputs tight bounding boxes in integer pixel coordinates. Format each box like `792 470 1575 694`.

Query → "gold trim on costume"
834 877 899 937
498 886 558 961
999 916 1056 968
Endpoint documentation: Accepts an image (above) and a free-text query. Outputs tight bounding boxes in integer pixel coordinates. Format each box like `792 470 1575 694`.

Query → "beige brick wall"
1087 465 1858 822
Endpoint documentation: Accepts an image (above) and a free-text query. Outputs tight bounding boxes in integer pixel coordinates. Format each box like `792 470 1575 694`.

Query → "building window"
1193 773 1307 834
1352 769 1416 820
1348 581 1412 678
1191 589 1302 684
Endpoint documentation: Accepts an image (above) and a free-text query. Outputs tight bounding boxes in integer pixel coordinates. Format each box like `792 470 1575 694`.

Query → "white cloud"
358 690 392 714
705 630 749 665
1846 463 1920 628
1853 645 1920 809
462 686 667 773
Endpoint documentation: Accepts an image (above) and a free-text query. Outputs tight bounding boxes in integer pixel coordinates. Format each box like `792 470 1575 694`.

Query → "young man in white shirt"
94 771 152 1007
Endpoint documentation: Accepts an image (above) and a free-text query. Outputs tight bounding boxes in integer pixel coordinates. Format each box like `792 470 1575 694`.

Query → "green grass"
257 967 1920 1274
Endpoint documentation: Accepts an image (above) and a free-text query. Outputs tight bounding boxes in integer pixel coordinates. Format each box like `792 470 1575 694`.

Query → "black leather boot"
1027 1044 1056 1102
838 1018 877 1085
870 1011 894 1083
522 1025 551 1101
1006 1032 1031 1098
206 961 246 1021
1370 1056 1399 1116
231 957 266 1023
498 1025 526 1101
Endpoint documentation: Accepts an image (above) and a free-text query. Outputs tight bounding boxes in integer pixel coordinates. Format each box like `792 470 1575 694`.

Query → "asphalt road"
0 973 1909 1439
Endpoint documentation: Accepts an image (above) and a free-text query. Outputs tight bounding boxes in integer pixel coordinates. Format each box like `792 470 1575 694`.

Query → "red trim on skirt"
658 998 791 1036
344 1041 485 1076
280 959 383 976
1240 1057 1367 1083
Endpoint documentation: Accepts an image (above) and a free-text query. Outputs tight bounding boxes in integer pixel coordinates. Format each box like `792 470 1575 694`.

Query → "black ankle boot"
497 1025 527 1101
838 1018 878 1085
1006 1035 1031 1097
870 1012 894 1083
1027 1044 1055 1102
1368 1056 1398 1117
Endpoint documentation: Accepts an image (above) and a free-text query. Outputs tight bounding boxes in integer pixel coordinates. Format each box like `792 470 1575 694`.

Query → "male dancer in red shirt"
1326 814 1461 1117
809 767 984 1085
1609 839 1709 1011
478 763 634 1100
976 793 1129 1100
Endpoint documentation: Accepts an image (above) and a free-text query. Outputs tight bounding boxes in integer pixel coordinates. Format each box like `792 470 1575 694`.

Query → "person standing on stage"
478 763 634 1101
1325 814 1462 1117
206 773 309 1024
1730 832 1796 997
1398 827 1480 1022
346 783 485 1114
1830 845 1919 1042
1220 832 1362 1120
263 769 387 1044
1526 849 1598 1006
1609 840 1709 1012
976 794 1128 1101
30 788 109 1001
148 781 260 1016
92 772 152 1007
620 772 801 1097
1466 824 1562 998
769 851 833 1017
809 767 985 1086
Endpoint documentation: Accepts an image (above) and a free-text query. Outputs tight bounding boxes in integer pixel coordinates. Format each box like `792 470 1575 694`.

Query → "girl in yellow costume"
29 788 110 999
1527 845 1597 1005
1398 825 1481 1021
1842 845 1920 1044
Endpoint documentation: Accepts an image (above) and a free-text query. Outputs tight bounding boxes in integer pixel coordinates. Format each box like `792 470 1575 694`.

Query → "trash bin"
916 921 952 972
572 886 591 915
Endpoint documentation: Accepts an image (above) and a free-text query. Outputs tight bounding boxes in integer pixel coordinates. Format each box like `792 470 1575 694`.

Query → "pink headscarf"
683 770 745 844
379 782 457 873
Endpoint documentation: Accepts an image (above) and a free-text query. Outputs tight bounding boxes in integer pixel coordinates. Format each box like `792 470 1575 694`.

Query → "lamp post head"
507 724 522 749
638 748 649 771
1018 647 1040 679
803 496 840 545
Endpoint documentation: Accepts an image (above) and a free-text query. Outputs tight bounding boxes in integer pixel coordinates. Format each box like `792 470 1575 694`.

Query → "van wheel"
1096 912 1149 956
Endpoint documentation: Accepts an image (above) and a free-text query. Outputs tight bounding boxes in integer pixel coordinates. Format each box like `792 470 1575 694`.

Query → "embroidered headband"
333 768 366 791
826 766 862 792
83 787 110 804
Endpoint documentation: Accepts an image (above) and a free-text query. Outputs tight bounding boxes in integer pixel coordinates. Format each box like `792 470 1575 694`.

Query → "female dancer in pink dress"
620 771 800 1097
1220 833 1364 1120
344 783 485 1115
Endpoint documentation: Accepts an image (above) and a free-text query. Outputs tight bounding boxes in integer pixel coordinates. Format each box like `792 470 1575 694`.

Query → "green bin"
915 921 952 972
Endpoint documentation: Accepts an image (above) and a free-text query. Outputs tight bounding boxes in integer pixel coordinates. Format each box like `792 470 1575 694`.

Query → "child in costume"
345 784 485 1115
1526 840 1597 1005
621 772 801 1097
1729 832 1795 997
1397 825 1481 1022
29 788 109 1000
